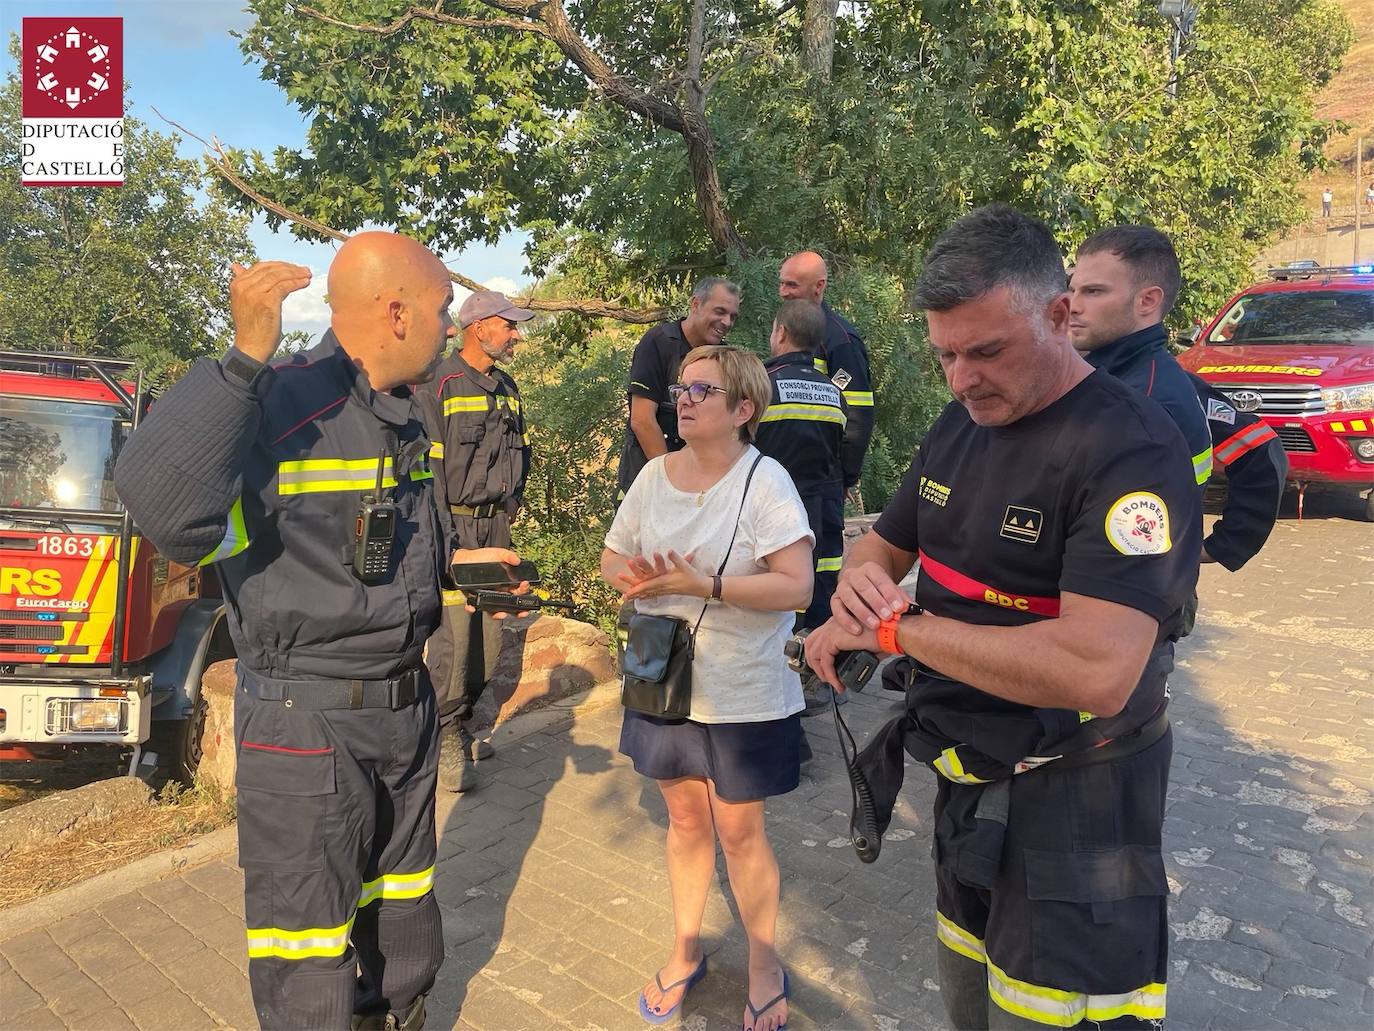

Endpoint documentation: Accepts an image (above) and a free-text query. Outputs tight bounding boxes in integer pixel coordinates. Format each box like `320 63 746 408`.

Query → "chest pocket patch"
1000 505 1043 544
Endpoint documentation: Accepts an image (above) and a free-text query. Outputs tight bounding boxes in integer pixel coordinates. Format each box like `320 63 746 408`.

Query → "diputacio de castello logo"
21 17 125 187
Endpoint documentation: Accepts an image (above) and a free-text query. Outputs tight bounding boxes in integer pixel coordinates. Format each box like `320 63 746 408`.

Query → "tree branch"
736 0 802 31
291 0 750 256
151 109 669 325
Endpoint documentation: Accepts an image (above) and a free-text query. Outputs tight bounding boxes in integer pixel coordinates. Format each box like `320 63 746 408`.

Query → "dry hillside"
1300 0 1373 216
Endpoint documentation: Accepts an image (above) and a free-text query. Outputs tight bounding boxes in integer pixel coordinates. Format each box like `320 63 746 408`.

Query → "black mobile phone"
450 560 541 591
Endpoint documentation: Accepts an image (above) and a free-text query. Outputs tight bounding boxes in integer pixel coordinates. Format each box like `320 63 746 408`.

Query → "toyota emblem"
1228 389 1263 413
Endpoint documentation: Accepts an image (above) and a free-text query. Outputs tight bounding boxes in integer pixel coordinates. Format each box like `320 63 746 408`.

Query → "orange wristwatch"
877 603 923 655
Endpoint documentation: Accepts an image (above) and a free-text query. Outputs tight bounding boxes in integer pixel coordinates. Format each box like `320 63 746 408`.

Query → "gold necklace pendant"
696 490 705 507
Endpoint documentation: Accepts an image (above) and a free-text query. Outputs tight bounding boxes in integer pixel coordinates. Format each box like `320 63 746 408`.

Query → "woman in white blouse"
602 344 814 1031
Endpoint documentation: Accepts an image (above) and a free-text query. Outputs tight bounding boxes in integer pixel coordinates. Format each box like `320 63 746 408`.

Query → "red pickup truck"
1178 264 1374 521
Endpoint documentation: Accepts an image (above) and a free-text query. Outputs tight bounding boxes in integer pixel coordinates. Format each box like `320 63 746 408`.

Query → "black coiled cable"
833 693 882 864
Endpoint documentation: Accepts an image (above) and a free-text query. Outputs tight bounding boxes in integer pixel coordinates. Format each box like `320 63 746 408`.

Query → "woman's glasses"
668 382 728 404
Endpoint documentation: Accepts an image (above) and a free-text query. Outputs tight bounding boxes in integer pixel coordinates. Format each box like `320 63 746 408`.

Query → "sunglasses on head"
668 382 728 404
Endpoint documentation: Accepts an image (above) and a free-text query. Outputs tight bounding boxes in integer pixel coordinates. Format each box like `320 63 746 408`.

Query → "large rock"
472 614 617 730
195 659 239 795
0 776 153 859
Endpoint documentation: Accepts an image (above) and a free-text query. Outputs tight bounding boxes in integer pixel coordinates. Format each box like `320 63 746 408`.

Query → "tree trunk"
802 0 839 82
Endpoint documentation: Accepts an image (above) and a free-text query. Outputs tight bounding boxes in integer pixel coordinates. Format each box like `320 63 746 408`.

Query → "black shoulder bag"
620 453 764 719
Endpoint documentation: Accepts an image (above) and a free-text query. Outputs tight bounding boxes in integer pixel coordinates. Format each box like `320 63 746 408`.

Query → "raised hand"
229 261 314 363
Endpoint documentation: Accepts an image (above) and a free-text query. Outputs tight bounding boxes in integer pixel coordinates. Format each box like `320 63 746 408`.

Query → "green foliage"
0 45 255 381
228 0 1353 622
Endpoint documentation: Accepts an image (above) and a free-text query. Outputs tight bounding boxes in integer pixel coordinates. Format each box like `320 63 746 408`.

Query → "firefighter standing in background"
1067 226 1287 577
754 298 847 630
114 233 463 1030
419 290 535 793
778 250 874 512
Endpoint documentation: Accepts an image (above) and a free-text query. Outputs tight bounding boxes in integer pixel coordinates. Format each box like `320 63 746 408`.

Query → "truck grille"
0 609 87 622
1213 383 1323 417
0 624 63 641
1275 427 1317 453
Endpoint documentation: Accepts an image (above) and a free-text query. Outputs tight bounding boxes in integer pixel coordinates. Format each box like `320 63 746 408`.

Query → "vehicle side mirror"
1176 325 1202 347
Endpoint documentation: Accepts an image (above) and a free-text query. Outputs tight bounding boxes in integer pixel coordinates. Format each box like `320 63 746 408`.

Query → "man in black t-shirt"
805 206 1200 1030
615 277 741 497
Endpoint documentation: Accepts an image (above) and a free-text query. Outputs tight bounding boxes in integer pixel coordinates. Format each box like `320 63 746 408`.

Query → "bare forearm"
630 413 668 460
897 612 1149 716
601 549 633 589
717 570 812 613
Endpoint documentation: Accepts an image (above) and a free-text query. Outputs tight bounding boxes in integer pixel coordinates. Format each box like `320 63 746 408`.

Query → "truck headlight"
1322 382 1374 413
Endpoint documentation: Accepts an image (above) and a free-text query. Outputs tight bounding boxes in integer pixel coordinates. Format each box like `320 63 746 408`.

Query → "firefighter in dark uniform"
778 251 874 581
616 277 741 498
114 234 466 1030
1069 227 1215 490
754 298 847 631
805 206 1201 1029
1190 374 1287 569
1069 227 1287 628
418 290 535 793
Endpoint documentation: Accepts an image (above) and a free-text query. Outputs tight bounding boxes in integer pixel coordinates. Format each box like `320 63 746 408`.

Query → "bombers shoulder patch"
1105 491 1172 556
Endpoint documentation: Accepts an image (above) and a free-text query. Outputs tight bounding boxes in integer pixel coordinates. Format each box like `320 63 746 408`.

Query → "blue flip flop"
743 968 789 1031
639 954 708 1024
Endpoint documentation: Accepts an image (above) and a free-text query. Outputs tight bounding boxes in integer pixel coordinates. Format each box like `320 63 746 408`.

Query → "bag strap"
689 452 765 640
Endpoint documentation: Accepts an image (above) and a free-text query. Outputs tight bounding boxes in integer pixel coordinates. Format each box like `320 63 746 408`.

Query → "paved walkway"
1 510 1371 1030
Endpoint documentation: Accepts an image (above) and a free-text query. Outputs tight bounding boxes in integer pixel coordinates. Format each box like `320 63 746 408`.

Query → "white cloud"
482 276 521 295
281 267 331 339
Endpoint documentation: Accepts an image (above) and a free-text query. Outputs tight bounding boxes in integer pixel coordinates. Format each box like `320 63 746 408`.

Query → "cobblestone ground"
0 504 1370 1030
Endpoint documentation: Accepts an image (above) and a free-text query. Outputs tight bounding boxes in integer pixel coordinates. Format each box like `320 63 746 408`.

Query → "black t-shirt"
617 320 692 495
873 369 1201 764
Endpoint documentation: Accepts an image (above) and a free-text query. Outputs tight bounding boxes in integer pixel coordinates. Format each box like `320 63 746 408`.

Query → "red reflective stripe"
241 741 334 756
918 550 1061 617
1215 422 1276 465
271 395 347 445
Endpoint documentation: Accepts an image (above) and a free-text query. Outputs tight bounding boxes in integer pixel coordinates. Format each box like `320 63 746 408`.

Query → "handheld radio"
352 448 396 583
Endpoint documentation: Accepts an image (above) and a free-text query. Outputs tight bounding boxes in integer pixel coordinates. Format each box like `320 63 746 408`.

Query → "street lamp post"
1157 0 1199 98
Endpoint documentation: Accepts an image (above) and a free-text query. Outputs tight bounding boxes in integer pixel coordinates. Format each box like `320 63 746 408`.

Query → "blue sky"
2 0 530 339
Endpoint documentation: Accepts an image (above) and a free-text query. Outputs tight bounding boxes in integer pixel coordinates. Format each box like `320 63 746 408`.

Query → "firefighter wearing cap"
419 289 535 793
114 234 460 1030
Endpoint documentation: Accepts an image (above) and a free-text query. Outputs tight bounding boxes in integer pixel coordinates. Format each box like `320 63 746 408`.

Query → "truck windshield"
1208 291 1374 345
0 396 127 514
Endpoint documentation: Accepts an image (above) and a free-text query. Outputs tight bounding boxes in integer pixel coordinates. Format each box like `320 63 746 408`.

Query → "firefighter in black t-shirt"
754 299 847 630
805 206 1201 1030
615 278 741 498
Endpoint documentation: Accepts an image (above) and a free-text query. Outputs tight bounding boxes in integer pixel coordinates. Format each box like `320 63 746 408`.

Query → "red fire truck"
1179 264 1374 521
0 351 235 781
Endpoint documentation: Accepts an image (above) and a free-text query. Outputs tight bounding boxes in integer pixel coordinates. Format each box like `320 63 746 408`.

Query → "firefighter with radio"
114 233 468 1031
418 290 535 794
804 207 1201 1029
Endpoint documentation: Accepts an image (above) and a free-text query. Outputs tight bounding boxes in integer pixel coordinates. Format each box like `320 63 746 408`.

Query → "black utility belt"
243 666 422 710
451 502 504 519
1030 708 1171 775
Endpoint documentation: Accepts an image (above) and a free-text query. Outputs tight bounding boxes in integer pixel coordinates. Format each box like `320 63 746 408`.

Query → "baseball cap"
458 290 536 328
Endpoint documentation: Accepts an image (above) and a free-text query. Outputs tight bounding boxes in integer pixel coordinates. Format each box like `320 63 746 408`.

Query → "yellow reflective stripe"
933 746 991 784
279 458 393 472
987 959 1166 1027
246 915 354 960
198 497 249 566
813 357 830 375
359 866 436 908
442 588 469 607
842 390 874 407
1192 447 1214 485
816 556 842 572
442 396 490 415
936 911 986 964
760 403 847 426
277 457 430 495
1351 419 1368 432
429 441 445 459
